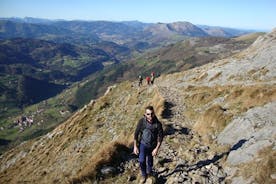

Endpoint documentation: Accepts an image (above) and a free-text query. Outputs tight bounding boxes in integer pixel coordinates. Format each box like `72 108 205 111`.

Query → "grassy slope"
0 81 165 183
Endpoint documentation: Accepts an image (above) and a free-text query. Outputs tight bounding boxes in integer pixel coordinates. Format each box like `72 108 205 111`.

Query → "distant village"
0 107 69 133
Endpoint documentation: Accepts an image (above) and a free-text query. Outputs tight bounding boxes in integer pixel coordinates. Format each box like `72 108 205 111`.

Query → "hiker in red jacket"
146 76 151 85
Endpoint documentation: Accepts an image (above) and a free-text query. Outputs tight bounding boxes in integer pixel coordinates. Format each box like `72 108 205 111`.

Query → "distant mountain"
0 20 100 44
51 20 144 44
197 25 258 37
121 20 152 29
0 17 56 24
0 20 73 38
148 21 207 36
1 18 257 48
142 21 207 43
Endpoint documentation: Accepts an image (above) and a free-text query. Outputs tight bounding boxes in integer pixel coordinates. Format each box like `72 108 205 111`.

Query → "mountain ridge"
0 18 260 42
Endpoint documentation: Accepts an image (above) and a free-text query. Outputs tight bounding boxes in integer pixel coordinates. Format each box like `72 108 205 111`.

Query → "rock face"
217 101 276 182
218 102 275 146
0 30 276 184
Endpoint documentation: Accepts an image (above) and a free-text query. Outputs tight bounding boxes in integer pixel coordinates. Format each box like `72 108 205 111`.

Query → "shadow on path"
164 123 190 136
157 138 249 182
161 101 174 119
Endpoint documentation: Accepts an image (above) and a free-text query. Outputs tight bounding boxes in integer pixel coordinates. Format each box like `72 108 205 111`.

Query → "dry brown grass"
183 84 276 142
69 85 166 184
226 85 276 112
150 88 166 117
238 146 276 184
0 81 166 184
193 104 232 141
183 86 226 122
184 84 276 115
71 141 129 183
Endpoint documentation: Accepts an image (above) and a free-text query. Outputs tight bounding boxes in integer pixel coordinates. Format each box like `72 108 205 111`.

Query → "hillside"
0 28 275 184
0 37 123 113
0 33 256 156
0 19 258 117
72 35 255 109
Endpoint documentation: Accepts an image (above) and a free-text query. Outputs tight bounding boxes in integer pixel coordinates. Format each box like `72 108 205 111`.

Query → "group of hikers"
138 72 155 86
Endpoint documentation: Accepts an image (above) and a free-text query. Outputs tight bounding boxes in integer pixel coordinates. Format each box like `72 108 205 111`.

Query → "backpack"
140 119 158 147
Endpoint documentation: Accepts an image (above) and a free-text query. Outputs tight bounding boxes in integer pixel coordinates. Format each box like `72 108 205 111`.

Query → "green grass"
0 126 19 140
63 59 81 68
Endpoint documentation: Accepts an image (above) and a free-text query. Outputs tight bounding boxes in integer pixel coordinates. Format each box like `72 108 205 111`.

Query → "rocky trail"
115 84 229 184
153 85 227 184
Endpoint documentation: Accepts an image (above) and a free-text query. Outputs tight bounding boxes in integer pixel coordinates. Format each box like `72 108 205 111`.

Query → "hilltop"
0 28 275 184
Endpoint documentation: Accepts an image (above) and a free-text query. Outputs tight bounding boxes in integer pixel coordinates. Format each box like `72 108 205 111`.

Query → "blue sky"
0 0 275 30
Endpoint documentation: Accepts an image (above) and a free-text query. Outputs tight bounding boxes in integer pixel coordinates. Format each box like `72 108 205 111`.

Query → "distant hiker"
133 106 163 183
146 76 151 85
138 75 143 86
150 72 155 85
150 75 155 85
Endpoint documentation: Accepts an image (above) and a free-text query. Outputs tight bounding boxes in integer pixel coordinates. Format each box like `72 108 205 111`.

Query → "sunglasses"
145 113 154 116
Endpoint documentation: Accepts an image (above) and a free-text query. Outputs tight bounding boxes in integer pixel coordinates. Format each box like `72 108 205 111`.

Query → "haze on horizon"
0 0 275 31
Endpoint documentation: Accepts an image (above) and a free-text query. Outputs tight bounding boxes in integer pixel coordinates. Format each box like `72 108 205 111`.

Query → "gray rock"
218 102 276 146
271 173 276 179
100 166 116 176
227 139 272 165
216 102 276 166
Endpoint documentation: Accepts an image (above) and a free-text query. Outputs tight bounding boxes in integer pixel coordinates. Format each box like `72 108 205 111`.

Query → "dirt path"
154 84 227 184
